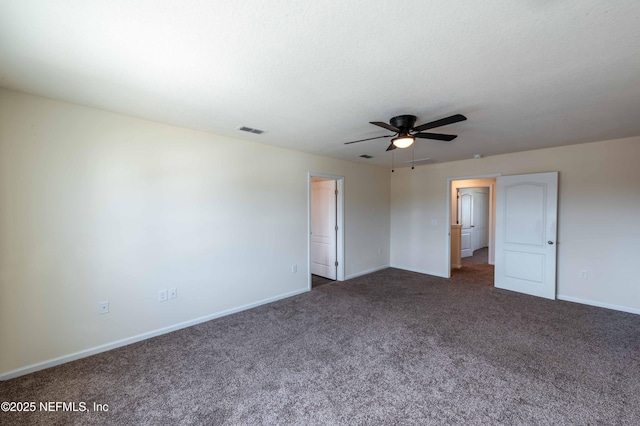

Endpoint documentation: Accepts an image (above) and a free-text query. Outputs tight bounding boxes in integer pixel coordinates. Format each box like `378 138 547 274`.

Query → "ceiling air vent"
237 126 264 134
359 154 373 159
406 157 432 164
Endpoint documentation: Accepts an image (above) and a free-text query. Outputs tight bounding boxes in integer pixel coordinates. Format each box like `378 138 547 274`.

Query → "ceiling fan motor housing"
390 115 417 132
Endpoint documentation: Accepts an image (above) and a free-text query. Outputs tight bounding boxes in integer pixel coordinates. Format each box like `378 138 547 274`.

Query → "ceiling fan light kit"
345 113 467 153
391 133 415 148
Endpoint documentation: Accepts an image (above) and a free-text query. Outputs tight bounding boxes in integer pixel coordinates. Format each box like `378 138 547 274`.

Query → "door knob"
548 241 554 245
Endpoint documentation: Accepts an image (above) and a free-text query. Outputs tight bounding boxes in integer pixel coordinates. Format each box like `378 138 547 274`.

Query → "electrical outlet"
292 264 297 273
378 248 382 255
158 289 168 302
99 301 109 314
579 270 588 279
169 288 177 299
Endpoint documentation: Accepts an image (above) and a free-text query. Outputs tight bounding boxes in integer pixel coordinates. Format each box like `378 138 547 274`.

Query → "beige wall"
391 136 640 313
0 89 391 377
3 86 639 378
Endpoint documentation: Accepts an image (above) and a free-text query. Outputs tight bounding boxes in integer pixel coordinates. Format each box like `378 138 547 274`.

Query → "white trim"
336 178 344 281
344 265 389 280
308 172 345 290
387 265 448 279
0 287 308 381
447 173 502 181
557 295 640 315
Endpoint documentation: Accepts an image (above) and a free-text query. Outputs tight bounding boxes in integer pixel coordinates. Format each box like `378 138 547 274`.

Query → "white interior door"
495 172 558 299
473 189 489 250
310 180 337 279
459 192 473 258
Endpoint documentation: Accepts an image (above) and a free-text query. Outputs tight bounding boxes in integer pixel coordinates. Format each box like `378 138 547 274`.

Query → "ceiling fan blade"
414 132 458 141
344 134 393 145
370 121 401 133
385 143 397 151
412 114 467 132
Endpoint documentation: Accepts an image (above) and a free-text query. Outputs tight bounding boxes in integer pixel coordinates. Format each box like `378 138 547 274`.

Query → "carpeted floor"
461 247 489 266
312 274 335 288
2 266 640 425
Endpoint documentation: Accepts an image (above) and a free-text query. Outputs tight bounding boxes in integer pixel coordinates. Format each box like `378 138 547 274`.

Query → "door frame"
308 173 345 289
445 174 501 278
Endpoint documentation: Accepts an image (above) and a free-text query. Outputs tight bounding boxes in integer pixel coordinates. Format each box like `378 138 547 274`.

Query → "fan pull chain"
391 150 395 173
411 143 415 170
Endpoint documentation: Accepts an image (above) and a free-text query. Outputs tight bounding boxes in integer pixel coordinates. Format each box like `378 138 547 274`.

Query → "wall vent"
359 154 373 159
237 126 264 134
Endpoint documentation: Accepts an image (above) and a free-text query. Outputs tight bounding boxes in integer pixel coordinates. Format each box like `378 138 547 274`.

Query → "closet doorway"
308 174 344 289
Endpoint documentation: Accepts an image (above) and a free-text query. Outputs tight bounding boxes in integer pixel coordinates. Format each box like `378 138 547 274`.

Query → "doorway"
447 176 498 280
308 173 344 289
451 178 496 265
446 172 559 300
458 187 490 260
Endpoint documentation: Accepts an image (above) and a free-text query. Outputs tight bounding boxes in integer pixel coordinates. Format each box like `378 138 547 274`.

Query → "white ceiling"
1 1 639 168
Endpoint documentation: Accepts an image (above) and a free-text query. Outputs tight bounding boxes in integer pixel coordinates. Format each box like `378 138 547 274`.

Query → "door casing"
310 179 337 279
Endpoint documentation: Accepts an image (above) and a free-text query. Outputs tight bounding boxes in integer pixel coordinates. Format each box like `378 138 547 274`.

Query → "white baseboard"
0 287 309 381
389 264 448 279
344 265 389 280
557 294 640 315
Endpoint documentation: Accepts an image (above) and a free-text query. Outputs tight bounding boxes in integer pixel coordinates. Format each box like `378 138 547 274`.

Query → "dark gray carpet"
2 267 640 425
312 274 334 288
462 247 489 266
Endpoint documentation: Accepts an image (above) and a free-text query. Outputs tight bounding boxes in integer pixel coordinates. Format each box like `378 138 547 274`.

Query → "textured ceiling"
1 1 639 168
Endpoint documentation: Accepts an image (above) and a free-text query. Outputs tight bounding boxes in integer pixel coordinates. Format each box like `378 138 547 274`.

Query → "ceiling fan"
344 114 467 151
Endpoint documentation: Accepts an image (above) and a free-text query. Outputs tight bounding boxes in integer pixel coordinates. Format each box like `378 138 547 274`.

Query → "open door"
310 179 337 280
495 172 558 299
459 191 473 258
